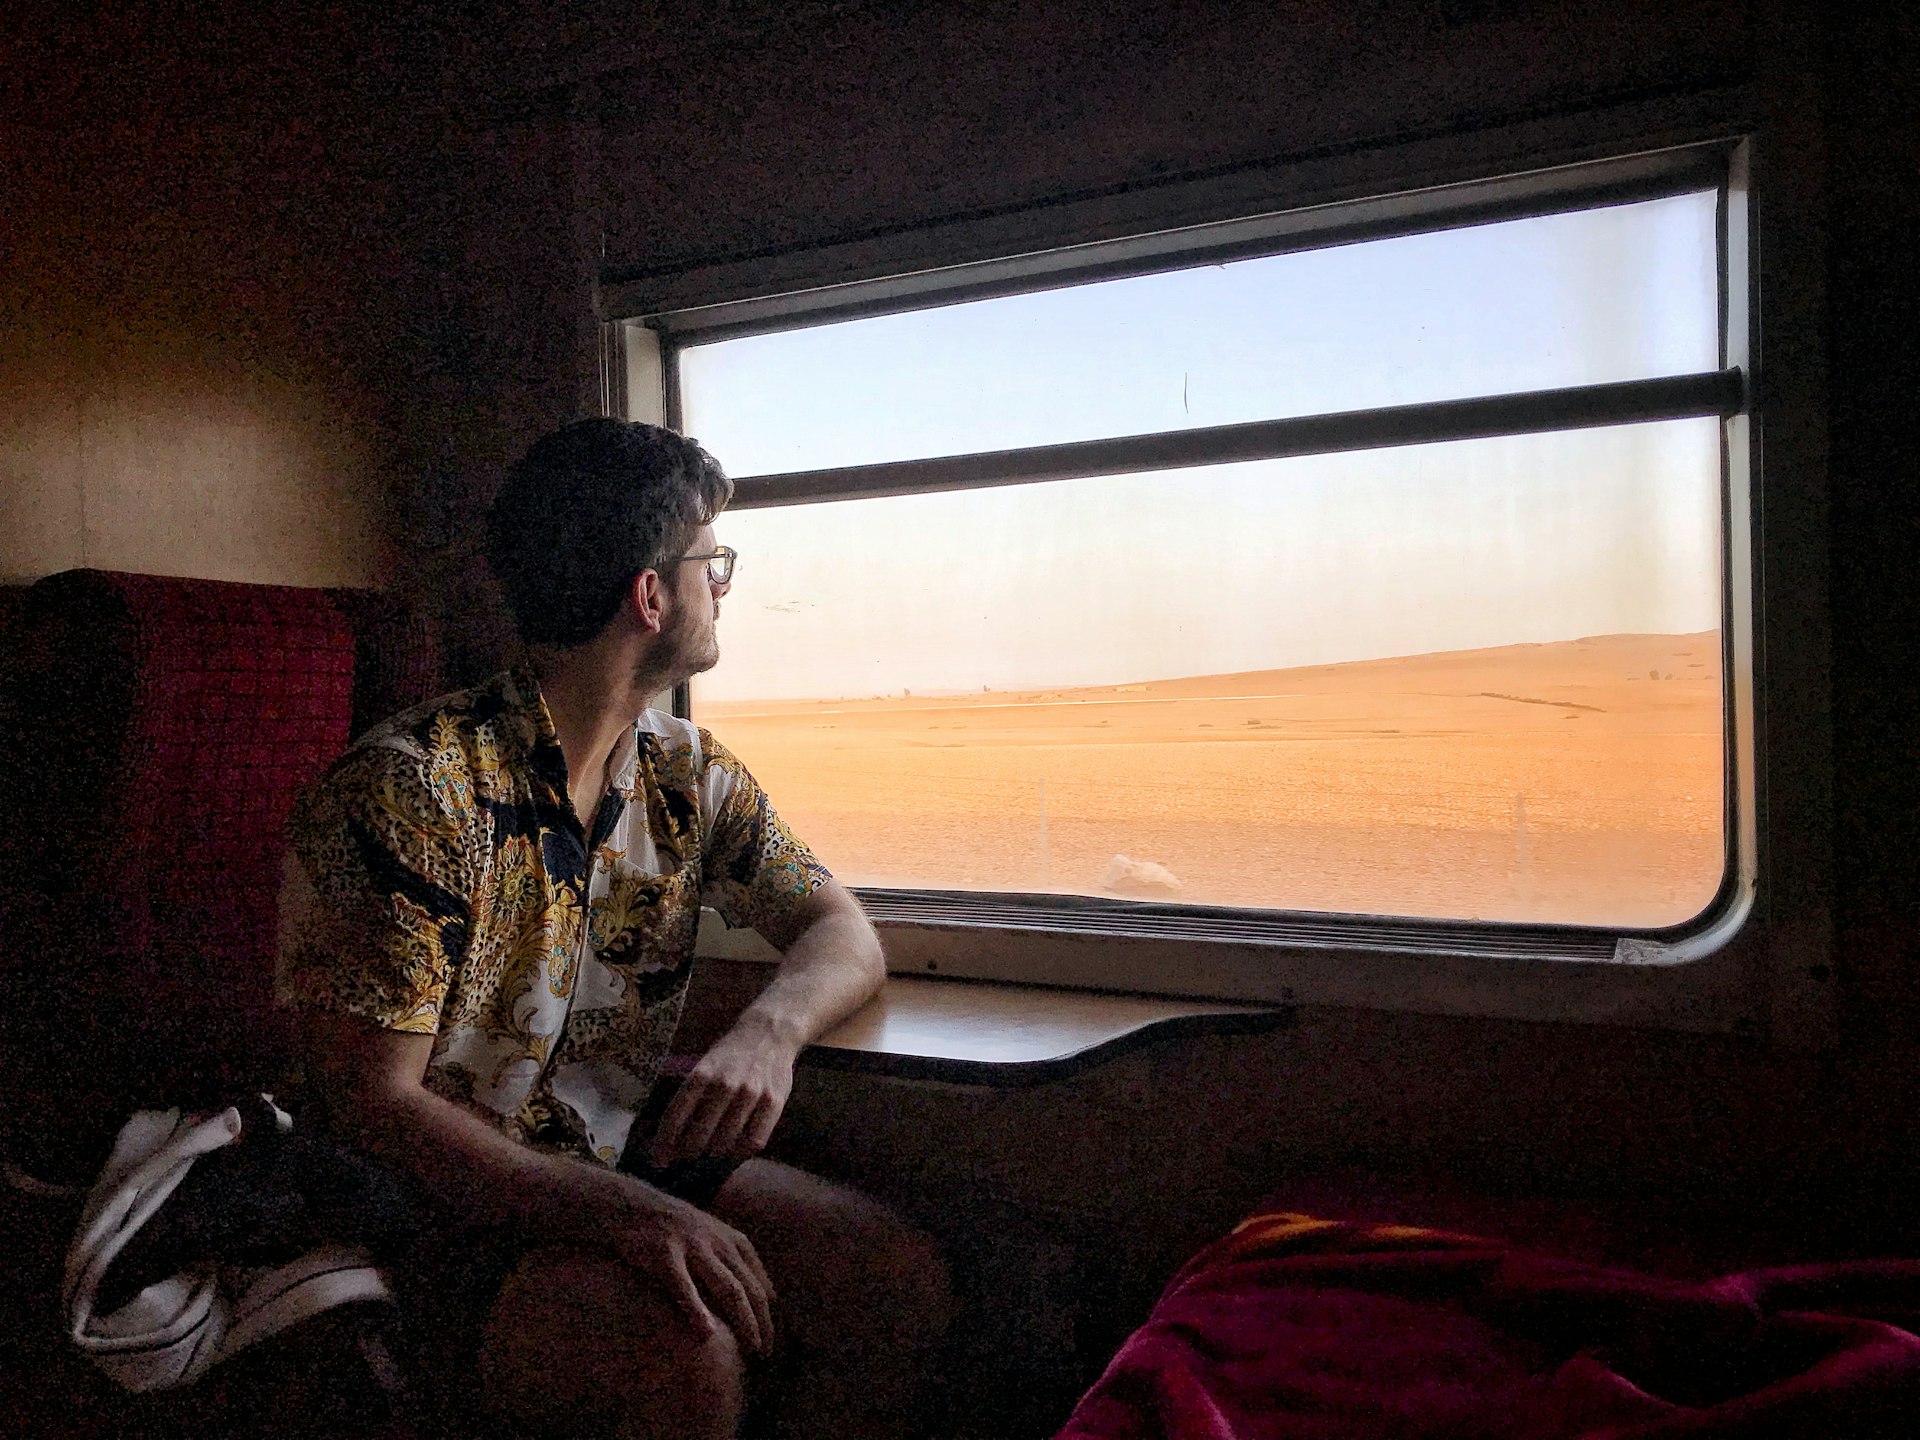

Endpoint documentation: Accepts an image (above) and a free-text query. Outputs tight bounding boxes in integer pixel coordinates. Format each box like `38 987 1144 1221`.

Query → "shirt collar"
504 660 641 810
504 661 570 804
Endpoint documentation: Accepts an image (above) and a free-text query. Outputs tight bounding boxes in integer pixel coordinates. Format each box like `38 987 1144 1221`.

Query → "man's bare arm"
300 1013 774 1351
650 880 884 1164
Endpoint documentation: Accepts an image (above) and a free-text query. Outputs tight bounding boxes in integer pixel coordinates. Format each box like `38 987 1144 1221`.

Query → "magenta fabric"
1056 1213 1920 1439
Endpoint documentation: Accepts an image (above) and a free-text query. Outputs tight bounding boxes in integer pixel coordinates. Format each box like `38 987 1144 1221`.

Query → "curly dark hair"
484 419 734 647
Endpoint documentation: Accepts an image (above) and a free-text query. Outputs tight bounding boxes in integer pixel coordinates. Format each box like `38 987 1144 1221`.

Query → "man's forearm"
731 901 885 1056
329 1069 620 1239
648 897 883 1162
309 1020 780 1349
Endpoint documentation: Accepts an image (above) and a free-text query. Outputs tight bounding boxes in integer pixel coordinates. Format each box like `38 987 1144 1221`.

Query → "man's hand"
649 1020 798 1166
600 1175 776 1354
301 1013 778 1353
650 881 883 1167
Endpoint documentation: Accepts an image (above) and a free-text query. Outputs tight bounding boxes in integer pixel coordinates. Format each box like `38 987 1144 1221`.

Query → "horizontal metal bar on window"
727 369 1745 509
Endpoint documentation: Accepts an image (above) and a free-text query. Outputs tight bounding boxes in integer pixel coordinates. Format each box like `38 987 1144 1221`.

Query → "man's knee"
875 1221 956 1351
837 1212 956 1354
480 1246 747 1440
713 1161 953 1358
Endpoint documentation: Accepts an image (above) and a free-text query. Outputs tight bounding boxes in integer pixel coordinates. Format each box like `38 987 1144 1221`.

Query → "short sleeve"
696 730 833 948
276 743 474 1035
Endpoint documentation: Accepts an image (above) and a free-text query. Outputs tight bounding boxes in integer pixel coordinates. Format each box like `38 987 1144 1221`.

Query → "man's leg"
710 1158 953 1440
479 1245 748 1440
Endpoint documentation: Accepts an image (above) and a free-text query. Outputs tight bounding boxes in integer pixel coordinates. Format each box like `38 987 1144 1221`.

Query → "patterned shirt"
277 664 830 1166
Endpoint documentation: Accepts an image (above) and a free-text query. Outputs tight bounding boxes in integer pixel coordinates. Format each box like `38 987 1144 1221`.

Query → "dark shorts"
617 1069 747 1211
396 1074 746 1388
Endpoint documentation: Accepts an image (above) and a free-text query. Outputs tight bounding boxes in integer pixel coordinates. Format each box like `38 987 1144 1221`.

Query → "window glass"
693 419 1725 928
679 192 1719 478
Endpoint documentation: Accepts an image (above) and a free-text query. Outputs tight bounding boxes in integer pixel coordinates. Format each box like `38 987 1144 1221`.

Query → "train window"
689 420 1722 929
614 143 1764 1004
680 195 1717 475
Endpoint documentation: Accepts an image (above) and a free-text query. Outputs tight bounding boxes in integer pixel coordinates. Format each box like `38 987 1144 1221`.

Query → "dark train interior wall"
3 0 1917 1416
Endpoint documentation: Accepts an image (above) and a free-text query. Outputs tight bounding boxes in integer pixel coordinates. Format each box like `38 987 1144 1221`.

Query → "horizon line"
697 628 1721 711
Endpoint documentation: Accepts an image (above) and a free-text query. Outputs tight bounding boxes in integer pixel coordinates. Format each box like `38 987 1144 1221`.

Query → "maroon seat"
0 570 437 1180
326 584 447 740
0 568 448 1440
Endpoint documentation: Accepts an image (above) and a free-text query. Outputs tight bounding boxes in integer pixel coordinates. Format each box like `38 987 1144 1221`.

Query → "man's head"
485 419 734 668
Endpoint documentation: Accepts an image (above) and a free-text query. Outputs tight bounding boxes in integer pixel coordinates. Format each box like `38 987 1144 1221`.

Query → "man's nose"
710 571 732 599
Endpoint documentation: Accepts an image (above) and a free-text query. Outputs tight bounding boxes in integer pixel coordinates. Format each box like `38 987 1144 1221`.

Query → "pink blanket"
1056 1213 1920 1439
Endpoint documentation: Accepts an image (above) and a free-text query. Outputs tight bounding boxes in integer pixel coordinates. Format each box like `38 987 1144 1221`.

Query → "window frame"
599 110 1832 1048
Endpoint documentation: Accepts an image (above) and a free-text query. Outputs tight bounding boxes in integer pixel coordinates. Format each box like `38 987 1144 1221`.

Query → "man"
277 419 949 1439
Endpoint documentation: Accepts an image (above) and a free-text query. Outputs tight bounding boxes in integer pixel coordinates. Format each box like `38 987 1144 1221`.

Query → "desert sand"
701 632 1725 928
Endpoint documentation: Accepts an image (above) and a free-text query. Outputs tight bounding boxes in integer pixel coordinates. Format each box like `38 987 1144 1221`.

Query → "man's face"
655 523 728 683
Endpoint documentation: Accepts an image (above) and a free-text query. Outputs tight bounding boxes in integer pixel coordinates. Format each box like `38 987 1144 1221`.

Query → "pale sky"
678 193 1722 702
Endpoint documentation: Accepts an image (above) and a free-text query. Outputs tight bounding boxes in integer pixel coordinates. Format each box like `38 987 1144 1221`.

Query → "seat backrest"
1 570 363 1176
326 584 445 741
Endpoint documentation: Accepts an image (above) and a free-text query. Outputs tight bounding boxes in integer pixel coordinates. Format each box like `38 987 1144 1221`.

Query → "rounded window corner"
1609 872 1756 966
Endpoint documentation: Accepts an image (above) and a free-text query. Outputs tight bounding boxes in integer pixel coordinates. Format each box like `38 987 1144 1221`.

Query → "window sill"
798 972 1289 1087
693 878 1795 1045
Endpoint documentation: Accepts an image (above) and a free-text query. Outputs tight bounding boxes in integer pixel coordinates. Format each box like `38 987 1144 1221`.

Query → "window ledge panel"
796 973 1288 1086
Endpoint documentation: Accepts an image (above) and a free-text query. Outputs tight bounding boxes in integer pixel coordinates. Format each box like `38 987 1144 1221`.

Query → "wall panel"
597 0 1751 277
0 119 404 586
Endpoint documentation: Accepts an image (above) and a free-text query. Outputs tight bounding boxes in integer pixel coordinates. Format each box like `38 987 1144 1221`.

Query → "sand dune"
702 633 1725 928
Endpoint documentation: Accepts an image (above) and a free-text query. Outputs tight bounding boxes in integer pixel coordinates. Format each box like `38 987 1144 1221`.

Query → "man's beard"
647 604 719 690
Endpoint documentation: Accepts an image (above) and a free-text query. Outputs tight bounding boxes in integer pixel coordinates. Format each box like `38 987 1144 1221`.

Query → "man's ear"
631 570 666 634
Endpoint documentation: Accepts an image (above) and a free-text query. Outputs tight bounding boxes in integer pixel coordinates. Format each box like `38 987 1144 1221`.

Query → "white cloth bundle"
63 1101 391 1392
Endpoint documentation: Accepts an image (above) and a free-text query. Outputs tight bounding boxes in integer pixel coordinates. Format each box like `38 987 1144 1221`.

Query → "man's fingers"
613 1200 776 1362
723 1234 775 1354
656 1077 754 1163
692 1242 767 1355
674 1084 737 1161
649 1080 708 1162
715 1221 774 1306
654 1077 735 1163
733 1231 776 1325
734 1239 775 1352
708 1088 767 1159
742 1094 783 1157
667 1250 720 1340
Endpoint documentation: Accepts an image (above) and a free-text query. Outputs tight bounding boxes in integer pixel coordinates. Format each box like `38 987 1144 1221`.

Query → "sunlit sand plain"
701 633 1724 928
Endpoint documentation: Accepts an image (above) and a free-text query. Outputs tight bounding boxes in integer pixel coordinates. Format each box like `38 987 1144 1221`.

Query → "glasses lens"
708 549 735 586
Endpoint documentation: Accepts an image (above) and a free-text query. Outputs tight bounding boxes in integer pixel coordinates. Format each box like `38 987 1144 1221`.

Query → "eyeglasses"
664 545 736 586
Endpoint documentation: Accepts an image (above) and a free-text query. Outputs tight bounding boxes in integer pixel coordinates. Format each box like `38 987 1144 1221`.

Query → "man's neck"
530 641 673 827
